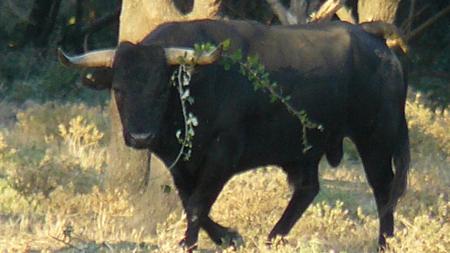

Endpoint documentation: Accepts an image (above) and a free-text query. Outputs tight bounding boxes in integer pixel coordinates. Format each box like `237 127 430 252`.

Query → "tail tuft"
385 118 410 214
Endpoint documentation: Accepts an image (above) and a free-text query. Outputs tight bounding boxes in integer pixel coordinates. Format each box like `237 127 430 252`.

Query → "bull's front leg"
201 218 243 247
181 175 228 251
180 132 243 251
171 167 242 247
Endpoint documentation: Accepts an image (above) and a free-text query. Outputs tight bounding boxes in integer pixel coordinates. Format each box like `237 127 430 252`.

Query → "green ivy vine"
219 39 323 152
167 64 197 169
168 40 323 168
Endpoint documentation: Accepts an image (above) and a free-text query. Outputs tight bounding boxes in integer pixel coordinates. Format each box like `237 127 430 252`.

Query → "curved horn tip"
197 45 223 65
211 44 223 58
57 48 71 67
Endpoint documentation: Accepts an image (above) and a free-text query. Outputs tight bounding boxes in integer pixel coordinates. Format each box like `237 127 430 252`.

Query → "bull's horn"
164 45 222 65
58 48 116 68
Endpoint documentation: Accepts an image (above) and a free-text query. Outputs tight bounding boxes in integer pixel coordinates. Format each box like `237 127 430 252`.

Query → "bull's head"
58 42 221 149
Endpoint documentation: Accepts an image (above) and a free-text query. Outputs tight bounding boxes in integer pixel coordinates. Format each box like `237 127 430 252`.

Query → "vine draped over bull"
169 40 322 167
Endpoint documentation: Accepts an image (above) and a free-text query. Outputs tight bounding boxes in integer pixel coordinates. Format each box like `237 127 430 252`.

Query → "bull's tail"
386 117 410 213
360 21 409 54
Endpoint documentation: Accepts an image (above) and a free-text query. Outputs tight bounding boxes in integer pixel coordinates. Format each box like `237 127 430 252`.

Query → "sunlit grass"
0 92 448 252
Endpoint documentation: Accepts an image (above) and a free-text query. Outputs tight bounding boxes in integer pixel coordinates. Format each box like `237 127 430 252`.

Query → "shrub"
387 196 450 253
406 93 450 159
12 102 109 147
0 104 108 197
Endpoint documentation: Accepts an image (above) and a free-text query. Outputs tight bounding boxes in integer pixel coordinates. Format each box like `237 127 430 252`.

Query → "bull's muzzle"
126 132 155 149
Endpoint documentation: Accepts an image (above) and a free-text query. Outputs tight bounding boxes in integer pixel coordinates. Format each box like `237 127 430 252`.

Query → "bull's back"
147 20 354 70
148 19 354 122
146 20 400 168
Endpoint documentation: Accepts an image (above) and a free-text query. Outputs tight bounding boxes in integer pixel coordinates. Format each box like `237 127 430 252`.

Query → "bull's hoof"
219 229 244 249
178 237 197 253
266 236 288 248
377 238 387 252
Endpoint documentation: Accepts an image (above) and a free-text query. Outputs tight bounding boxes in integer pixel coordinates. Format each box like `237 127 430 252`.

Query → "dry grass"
0 92 449 252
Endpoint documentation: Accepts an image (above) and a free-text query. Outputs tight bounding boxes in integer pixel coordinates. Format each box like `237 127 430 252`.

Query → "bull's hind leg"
268 161 320 242
354 139 394 248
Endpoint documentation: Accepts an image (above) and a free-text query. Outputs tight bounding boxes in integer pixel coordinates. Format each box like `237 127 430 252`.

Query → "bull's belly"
237 126 328 169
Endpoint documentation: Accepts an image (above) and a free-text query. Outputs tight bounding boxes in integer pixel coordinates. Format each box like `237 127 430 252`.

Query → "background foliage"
0 0 448 107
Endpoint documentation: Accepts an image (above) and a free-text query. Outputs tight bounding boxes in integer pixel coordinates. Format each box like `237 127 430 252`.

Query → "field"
0 89 448 253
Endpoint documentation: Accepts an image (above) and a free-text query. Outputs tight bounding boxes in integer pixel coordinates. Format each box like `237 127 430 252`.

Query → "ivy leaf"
181 89 190 100
222 39 231 51
270 95 278 103
231 49 243 63
223 62 231 71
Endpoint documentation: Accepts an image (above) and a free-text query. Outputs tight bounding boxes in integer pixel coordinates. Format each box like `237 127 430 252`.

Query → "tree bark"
108 0 219 233
358 0 401 23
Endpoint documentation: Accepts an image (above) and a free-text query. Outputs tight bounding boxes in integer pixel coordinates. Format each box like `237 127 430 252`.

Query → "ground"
0 92 448 253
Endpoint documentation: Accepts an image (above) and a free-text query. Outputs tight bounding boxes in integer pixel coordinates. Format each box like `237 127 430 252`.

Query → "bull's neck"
151 81 186 167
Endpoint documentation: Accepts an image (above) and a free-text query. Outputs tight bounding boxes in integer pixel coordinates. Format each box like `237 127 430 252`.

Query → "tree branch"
310 0 345 23
5 0 29 23
267 0 357 25
400 4 430 31
266 0 291 25
406 4 450 41
406 0 416 35
336 5 356 24
82 6 120 51
289 0 308 24
81 7 120 36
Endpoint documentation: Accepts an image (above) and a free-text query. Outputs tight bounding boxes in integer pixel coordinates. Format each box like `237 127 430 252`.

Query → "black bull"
59 19 410 249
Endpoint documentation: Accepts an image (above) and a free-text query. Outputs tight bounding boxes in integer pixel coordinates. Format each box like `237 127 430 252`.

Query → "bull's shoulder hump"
145 19 264 40
143 19 355 54
268 22 353 42
283 22 353 48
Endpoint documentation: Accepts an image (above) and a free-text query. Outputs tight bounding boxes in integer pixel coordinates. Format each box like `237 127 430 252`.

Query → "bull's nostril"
130 132 153 141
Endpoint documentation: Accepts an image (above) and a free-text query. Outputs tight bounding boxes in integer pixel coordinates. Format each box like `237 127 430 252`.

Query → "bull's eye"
113 88 123 101
113 88 121 95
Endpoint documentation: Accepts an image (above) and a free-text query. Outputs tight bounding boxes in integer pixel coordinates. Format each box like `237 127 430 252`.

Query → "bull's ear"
81 68 113 90
164 44 222 65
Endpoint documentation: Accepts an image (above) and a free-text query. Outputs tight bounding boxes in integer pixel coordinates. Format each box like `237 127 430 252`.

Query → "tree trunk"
25 0 61 47
108 0 219 233
26 0 52 45
72 0 84 52
358 0 401 23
